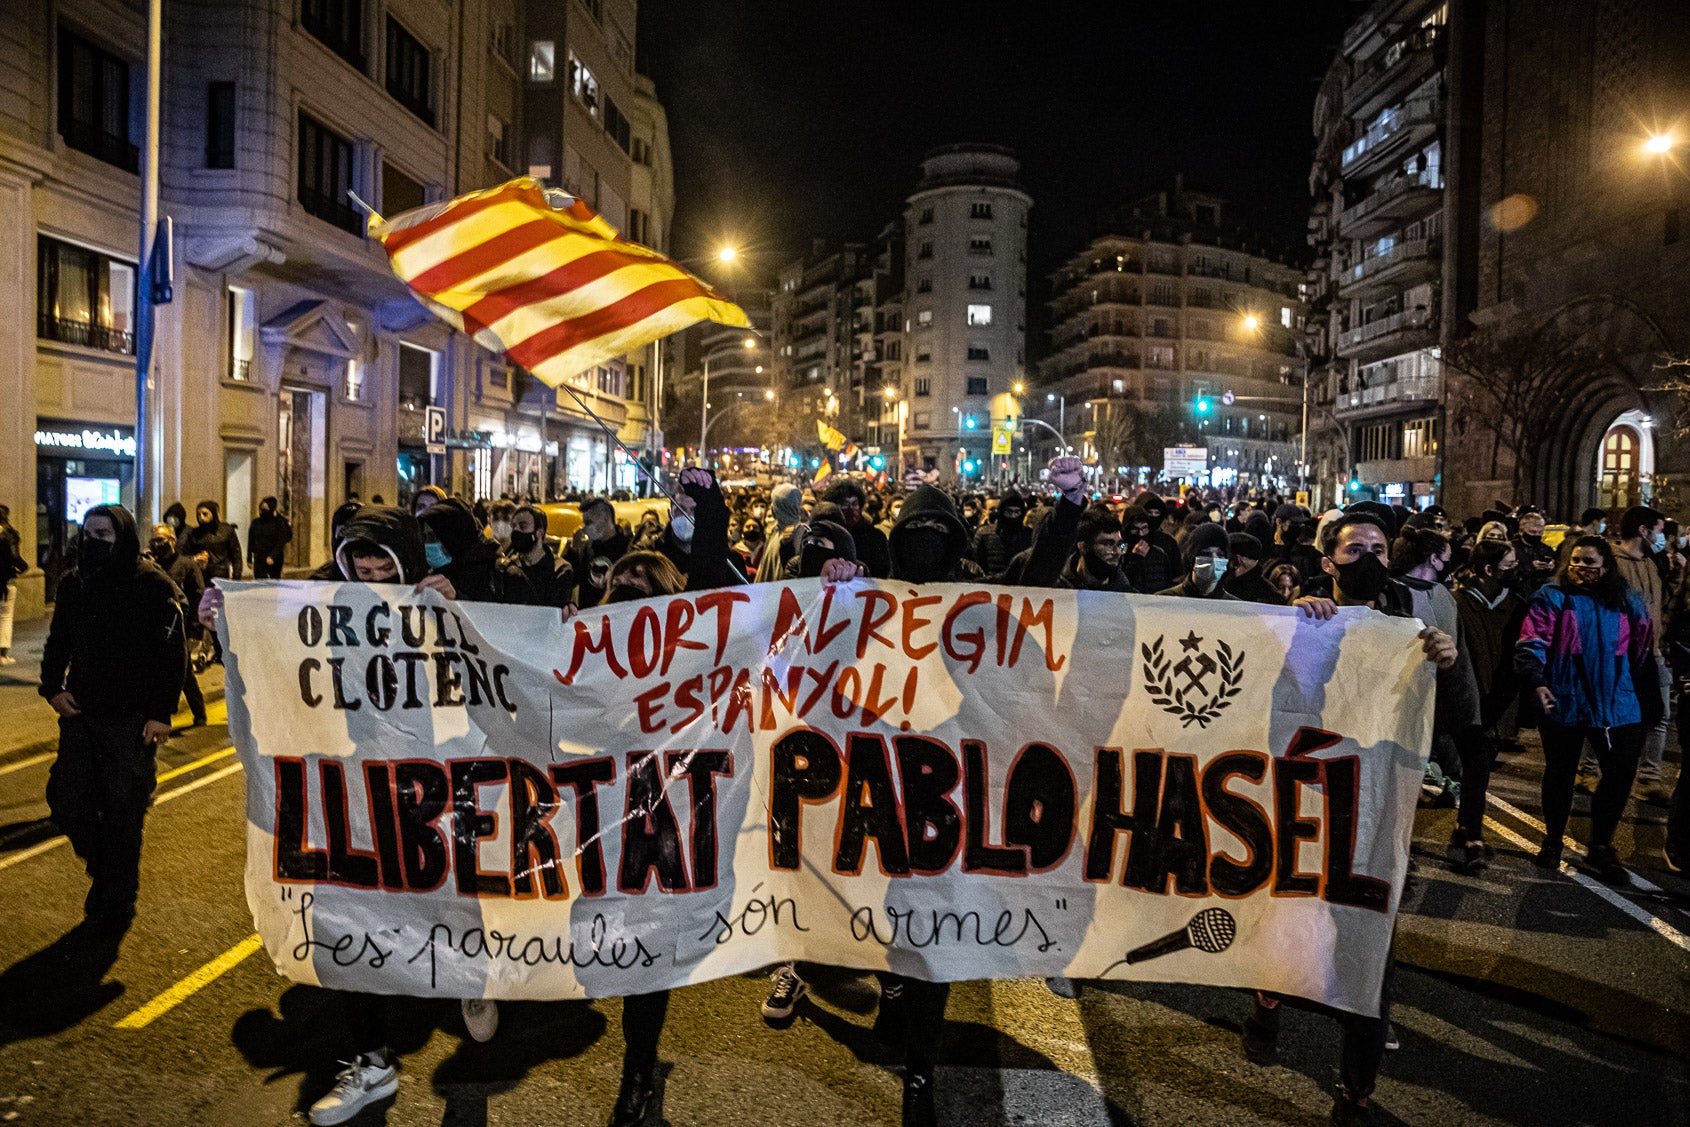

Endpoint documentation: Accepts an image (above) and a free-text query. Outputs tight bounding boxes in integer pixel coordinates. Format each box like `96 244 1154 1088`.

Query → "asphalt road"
0 620 1686 1127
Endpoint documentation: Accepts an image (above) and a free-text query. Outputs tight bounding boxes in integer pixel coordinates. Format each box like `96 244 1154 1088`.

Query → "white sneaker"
310 1054 398 1125
761 963 807 1020
461 998 499 1042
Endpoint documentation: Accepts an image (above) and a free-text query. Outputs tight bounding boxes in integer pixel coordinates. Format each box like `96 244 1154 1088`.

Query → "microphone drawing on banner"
1102 908 1237 975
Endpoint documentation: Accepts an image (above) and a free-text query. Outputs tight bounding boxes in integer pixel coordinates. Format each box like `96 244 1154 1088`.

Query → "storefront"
33 420 136 601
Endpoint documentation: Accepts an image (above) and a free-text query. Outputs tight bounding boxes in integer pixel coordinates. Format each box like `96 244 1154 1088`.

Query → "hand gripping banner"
218 580 1434 1017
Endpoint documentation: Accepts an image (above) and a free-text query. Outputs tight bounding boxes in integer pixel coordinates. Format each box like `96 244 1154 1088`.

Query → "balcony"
1337 238 1439 298
39 314 134 355
1338 172 1443 237
1341 97 1442 177
1336 308 1435 362
1344 27 1440 120
1333 371 1441 420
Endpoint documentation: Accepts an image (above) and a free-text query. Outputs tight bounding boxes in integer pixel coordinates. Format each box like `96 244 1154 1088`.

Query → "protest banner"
218 580 1433 1017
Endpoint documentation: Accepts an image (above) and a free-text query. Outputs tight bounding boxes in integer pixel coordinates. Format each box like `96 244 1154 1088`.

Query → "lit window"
966 304 992 326
344 358 363 401
528 40 554 82
917 309 933 326
225 285 255 378
568 51 598 117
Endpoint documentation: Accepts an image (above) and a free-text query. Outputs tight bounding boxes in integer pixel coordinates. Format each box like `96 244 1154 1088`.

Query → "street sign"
1163 445 1209 478
1221 390 1235 406
424 406 447 455
991 424 1013 455
1295 490 1310 507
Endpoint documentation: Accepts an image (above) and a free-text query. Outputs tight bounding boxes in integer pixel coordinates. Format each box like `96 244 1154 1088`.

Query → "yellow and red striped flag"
816 420 848 451
368 178 749 387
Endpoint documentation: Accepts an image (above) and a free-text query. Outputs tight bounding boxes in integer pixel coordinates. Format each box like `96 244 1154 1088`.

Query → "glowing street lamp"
1241 314 1260 332
1643 132 1677 155
717 245 738 263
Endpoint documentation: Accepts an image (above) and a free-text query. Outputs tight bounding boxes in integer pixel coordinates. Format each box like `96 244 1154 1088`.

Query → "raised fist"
1046 456 1086 498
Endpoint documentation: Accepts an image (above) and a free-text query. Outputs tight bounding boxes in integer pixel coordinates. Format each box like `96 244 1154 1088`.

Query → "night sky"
636 0 1357 348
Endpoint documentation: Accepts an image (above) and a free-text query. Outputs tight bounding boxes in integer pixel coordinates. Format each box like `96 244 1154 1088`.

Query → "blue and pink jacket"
1514 580 1653 729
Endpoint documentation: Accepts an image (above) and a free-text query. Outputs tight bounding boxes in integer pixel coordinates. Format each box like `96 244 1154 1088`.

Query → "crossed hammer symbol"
1173 650 1216 695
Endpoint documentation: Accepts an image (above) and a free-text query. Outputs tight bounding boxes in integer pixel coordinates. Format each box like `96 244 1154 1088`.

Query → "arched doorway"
1595 409 1654 511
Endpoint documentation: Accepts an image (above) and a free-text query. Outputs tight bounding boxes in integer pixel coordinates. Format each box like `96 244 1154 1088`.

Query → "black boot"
607 1060 656 1127
1241 994 1281 1066
902 1072 937 1127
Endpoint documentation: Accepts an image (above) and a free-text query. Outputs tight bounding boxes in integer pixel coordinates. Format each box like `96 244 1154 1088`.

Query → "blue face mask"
1652 531 1668 554
425 542 451 569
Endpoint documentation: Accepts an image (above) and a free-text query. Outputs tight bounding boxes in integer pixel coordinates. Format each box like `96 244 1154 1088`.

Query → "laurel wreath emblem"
1140 635 1244 728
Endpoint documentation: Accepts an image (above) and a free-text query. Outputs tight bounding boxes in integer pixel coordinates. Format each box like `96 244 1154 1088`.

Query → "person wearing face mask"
1455 540 1529 816
491 505 576 611
418 497 500 603
1253 514 1458 1122
733 516 768 572
967 489 1034 581
794 519 862 580
1155 522 1237 600
886 485 985 585
823 479 891 578
246 496 293 579
1516 536 1664 881
1510 508 1556 597
486 499 517 551
1601 505 1676 804
182 499 243 581
1116 506 1175 594
565 498 633 608
1222 533 1284 606
148 525 208 728
39 505 187 930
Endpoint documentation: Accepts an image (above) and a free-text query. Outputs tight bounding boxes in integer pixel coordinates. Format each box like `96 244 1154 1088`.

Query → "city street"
1 618 1685 1127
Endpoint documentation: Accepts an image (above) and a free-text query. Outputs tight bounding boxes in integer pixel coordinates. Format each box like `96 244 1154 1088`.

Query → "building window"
488 364 509 391
916 309 933 326
886 341 901 361
57 27 137 172
966 345 990 361
970 202 994 219
914 376 932 396
915 348 931 363
568 51 598 117
301 0 365 71
1150 283 1175 306
528 40 554 82
1148 345 1175 369
298 113 359 234
37 235 134 355
968 273 992 290
226 285 255 378
966 304 992 327
966 376 989 396
628 207 650 245
485 114 509 167
969 237 993 255
914 411 931 429
489 21 515 66
385 17 433 125
382 161 424 219
604 97 632 152
918 206 934 225
399 343 437 409
205 81 236 168
916 240 933 260
344 359 364 402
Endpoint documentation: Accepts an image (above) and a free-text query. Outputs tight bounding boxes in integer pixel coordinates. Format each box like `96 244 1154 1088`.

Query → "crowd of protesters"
16 463 1687 1127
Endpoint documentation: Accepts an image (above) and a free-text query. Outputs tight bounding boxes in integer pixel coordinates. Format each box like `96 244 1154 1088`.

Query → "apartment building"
0 0 668 615
1040 183 1307 491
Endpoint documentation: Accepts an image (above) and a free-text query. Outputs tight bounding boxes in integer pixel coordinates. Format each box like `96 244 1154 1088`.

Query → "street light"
701 329 756 465
717 245 738 263
1643 132 1678 155
1240 312 1310 490
1045 392 1067 453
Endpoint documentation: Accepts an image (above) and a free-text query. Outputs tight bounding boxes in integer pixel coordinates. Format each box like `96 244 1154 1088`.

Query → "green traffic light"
1195 397 1211 414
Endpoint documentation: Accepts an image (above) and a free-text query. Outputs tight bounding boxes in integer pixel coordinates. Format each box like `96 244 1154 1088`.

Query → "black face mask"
149 539 175 564
80 537 114 573
508 530 538 555
1332 551 1390 603
606 583 648 603
799 544 845 578
895 528 951 584
742 527 764 544
999 509 1025 528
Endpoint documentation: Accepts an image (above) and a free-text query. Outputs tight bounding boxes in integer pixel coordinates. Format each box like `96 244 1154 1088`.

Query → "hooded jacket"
40 505 187 724
565 525 632 608
888 486 983 584
333 506 429 585
419 498 499 602
1156 523 1239 600
1120 506 1175 594
781 519 858 580
968 509 1034 581
183 500 243 580
247 507 293 567
1516 580 1658 729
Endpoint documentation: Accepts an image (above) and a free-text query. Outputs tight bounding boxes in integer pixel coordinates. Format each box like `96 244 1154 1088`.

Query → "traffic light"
964 415 978 430
963 459 977 473
1194 395 1211 415
869 455 885 469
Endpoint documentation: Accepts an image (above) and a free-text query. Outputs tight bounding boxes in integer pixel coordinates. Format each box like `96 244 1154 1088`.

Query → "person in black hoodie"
1156 522 1240 600
1135 491 1183 564
148 524 208 727
491 504 576 610
1120 506 1176 594
823 478 891 578
39 504 187 928
247 496 293 578
1057 508 1135 591
967 489 1034 580
183 500 243 580
418 497 500 602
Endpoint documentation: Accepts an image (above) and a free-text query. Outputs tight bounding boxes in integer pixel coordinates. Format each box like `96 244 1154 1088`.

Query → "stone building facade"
0 0 669 617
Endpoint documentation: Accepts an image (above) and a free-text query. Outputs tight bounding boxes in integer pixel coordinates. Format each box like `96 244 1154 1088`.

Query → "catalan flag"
816 420 848 451
368 178 749 387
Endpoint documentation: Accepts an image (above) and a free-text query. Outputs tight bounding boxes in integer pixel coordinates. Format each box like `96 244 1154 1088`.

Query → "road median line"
114 934 265 1029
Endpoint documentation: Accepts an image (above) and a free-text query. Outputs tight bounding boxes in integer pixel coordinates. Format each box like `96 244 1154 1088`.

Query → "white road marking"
114 934 264 1029
1486 792 1671 895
